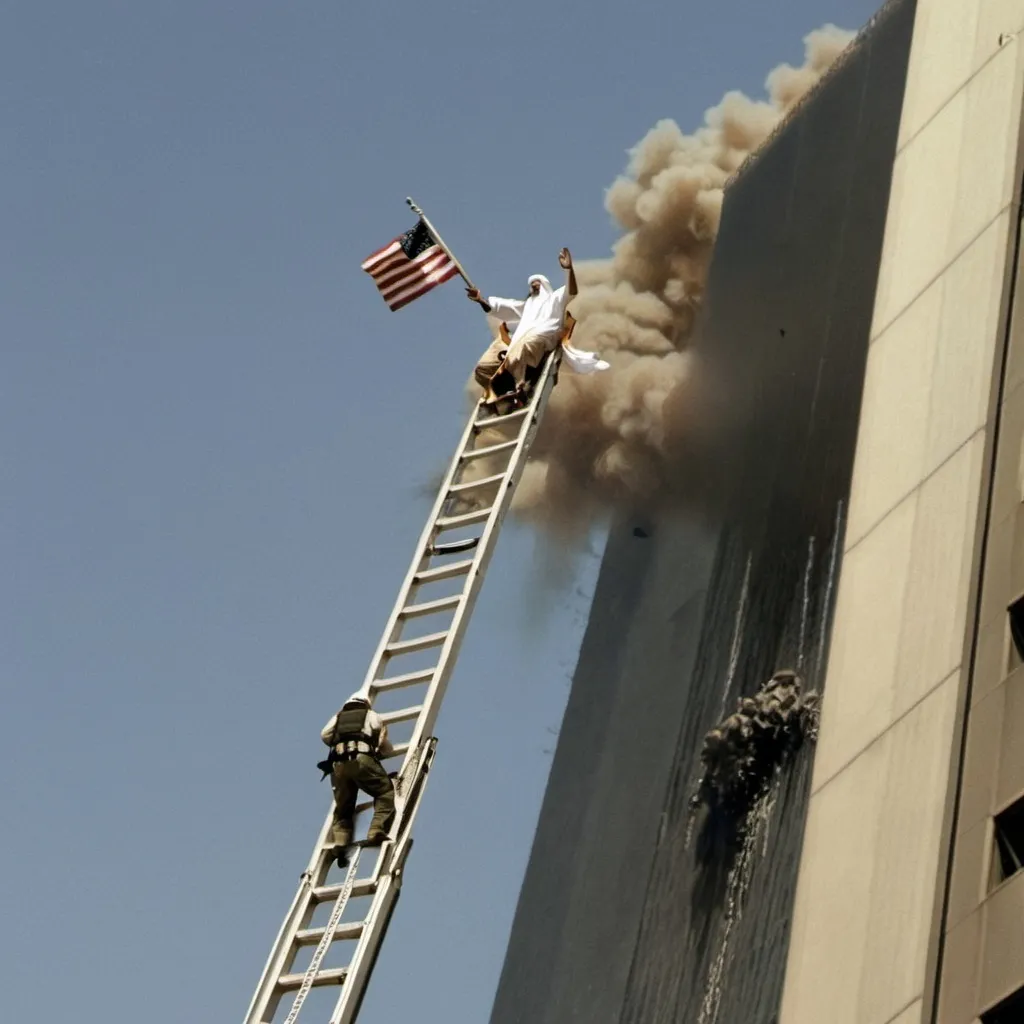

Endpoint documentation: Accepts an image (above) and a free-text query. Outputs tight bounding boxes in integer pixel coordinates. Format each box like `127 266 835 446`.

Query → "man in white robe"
468 248 608 402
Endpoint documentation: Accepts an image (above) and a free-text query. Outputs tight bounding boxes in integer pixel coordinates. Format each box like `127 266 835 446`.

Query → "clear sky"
2 1 882 1021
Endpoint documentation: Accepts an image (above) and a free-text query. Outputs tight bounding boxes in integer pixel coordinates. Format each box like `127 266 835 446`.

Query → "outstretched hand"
466 286 483 303
558 247 573 270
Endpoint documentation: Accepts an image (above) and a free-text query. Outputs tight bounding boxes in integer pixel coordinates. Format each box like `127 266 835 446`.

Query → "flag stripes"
362 220 459 311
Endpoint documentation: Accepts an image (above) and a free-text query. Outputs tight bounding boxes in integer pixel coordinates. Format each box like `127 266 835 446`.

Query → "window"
1008 594 1024 664
982 983 1024 1023
991 797 1024 888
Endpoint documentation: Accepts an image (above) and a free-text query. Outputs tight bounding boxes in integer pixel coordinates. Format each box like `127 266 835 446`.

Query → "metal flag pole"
406 196 479 294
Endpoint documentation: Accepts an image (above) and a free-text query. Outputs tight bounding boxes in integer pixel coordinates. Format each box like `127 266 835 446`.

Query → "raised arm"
559 247 578 297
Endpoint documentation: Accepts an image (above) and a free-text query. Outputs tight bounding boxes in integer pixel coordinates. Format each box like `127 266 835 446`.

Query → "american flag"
361 219 459 311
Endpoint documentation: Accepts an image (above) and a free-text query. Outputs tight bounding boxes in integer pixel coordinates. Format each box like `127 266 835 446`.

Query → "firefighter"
319 693 396 866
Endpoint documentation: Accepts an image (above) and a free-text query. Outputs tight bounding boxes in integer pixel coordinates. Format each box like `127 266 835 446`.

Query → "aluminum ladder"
245 350 562 1024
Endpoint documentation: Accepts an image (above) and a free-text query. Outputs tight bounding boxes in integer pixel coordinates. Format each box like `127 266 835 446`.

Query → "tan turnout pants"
474 327 553 402
502 331 553 385
329 754 396 847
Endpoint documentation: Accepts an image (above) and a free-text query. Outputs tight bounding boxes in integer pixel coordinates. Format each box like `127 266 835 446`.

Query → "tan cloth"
474 336 508 391
502 329 554 385
474 315 578 404
330 754 395 846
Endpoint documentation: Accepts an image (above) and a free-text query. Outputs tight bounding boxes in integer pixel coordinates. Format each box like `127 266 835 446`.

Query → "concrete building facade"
781 4 1024 1023
491 2 1024 1023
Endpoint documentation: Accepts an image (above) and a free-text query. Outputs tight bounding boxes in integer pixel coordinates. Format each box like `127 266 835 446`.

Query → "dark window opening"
992 798 1024 887
1008 594 1024 663
982 983 1024 1023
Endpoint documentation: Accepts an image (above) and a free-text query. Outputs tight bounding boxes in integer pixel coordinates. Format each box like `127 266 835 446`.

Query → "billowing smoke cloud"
505 25 856 535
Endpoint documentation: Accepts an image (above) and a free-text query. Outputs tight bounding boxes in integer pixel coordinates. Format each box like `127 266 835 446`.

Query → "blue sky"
2 1 881 1021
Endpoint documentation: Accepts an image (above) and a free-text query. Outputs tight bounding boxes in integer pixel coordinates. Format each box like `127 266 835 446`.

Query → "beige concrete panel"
979 508 1017 629
996 664 1024 808
1005 267 1024 397
780 740 886 1024
812 496 917 789
886 999 923 1024
951 43 1024 263
858 678 960 1024
978 3 1024 68
783 681 958 1024
896 434 986 693
876 43 1023 336
959 684 1006 836
847 288 939 547
990 383 1024 531
850 215 1008 547
875 89 966 336
780 742 888 1024
814 434 985 791
897 2 978 149
926 213 1011 469
895 435 986 717
899 2 1024 148
973 612 1014 708
979 871 1024 1013
948 818 993 931
936 908 983 1024
1011 501 1024 602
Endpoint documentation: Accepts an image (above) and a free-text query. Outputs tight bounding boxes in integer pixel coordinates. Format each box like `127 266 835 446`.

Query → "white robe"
486 273 609 375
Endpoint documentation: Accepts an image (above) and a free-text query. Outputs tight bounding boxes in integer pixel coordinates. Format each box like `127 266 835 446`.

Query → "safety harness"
318 703 381 778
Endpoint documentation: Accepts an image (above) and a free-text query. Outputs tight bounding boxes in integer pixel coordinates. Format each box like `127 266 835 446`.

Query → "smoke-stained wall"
490 2 917 1022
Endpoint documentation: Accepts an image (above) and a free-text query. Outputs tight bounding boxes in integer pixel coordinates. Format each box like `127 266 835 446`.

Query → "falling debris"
692 669 819 822
689 671 820 1024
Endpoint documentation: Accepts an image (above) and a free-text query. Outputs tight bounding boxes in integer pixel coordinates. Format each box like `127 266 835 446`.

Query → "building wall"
778 5 1024 1024
933 19 1024 1024
490 3 918 1022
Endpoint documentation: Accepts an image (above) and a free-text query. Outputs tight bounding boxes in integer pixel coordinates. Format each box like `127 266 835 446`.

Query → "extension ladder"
245 350 562 1024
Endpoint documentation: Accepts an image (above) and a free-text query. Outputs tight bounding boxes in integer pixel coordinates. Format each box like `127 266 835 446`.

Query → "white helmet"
346 692 370 706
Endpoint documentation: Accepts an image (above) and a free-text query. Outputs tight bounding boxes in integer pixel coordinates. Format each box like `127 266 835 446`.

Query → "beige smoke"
502 24 856 535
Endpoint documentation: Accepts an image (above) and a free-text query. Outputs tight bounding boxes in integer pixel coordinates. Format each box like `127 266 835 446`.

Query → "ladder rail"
354 400 483 701
401 354 559 755
281 850 362 1024
245 350 561 1024
330 741 438 1024
245 812 337 1024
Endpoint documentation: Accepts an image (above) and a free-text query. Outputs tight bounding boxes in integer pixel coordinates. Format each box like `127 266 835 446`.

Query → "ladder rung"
413 559 474 584
435 507 492 530
381 704 422 726
430 538 478 556
382 742 409 760
461 438 518 462
385 631 448 657
372 668 435 693
295 921 364 946
277 967 347 992
312 878 378 903
449 472 505 496
399 595 461 619
474 407 528 429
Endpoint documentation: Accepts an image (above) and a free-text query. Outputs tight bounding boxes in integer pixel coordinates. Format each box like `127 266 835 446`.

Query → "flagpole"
405 197 478 294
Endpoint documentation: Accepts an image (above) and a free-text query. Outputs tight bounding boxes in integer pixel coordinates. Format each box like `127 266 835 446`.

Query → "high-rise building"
490 2 1024 1022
